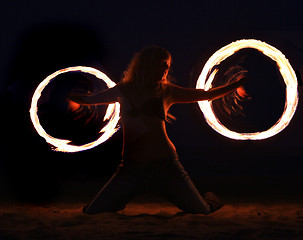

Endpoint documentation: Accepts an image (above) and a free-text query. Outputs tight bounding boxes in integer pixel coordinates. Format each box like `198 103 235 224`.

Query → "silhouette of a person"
69 46 247 214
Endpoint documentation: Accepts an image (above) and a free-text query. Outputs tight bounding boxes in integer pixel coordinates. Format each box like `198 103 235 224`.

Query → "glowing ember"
30 66 120 152
196 39 298 140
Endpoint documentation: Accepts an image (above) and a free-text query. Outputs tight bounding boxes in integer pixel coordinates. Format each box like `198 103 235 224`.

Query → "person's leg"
84 164 143 214
155 160 222 214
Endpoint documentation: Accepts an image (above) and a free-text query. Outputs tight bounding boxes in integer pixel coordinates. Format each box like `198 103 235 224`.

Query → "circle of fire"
196 39 298 140
30 66 120 152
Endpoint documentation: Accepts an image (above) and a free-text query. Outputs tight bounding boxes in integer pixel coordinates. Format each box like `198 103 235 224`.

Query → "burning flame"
30 66 120 152
196 39 298 140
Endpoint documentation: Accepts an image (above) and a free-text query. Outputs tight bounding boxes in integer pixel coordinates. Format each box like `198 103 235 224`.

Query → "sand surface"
1 196 303 240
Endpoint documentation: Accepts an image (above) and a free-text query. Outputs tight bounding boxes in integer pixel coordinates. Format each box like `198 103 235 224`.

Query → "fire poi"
30 40 298 152
196 39 298 140
30 66 120 152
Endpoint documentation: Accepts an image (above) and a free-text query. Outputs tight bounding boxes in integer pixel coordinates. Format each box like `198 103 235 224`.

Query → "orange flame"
196 39 298 140
30 66 120 152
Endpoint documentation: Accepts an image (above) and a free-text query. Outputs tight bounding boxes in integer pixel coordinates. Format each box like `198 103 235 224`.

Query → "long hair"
122 46 172 94
122 46 175 121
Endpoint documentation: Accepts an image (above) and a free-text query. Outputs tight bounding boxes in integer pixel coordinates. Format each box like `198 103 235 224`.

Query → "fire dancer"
69 46 247 215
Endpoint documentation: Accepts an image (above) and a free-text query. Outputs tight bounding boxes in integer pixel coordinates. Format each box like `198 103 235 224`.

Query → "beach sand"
1 186 303 240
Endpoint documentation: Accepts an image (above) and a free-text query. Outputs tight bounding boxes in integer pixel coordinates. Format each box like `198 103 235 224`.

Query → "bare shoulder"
162 83 181 105
162 83 207 104
162 83 179 96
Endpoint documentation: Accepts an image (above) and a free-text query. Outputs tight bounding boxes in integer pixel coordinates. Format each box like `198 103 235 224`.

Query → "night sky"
1 0 303 202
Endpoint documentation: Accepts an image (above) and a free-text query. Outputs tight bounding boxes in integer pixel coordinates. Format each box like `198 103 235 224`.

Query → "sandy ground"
0 175 303 240
1 194 303 240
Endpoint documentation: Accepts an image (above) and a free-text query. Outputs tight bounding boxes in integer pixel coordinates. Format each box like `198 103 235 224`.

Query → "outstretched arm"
167 78 247 105
68 85 120 106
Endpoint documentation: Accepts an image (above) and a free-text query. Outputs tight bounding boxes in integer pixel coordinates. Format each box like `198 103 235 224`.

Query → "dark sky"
1 0 303 201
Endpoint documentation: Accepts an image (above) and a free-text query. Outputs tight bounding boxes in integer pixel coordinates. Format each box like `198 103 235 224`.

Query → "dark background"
1 0 303 203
